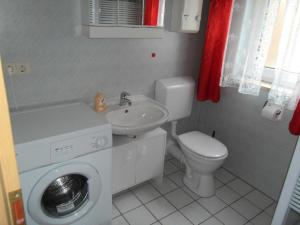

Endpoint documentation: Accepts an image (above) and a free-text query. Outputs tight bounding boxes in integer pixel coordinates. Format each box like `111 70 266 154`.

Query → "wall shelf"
82 25 164 38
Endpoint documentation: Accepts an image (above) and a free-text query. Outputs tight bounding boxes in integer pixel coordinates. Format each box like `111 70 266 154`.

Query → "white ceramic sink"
105 95 169 136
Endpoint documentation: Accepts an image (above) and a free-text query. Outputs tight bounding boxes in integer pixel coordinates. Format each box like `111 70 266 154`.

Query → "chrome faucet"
119 91 132 106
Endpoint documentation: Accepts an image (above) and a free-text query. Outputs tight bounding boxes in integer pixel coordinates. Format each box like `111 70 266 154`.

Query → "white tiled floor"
132 184 161 204
112 156 276 225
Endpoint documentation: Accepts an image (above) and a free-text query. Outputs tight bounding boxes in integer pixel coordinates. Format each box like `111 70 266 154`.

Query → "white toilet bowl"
178 131 228 197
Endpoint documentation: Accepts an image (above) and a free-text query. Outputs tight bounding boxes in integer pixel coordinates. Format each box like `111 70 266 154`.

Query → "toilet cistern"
119 91 132 106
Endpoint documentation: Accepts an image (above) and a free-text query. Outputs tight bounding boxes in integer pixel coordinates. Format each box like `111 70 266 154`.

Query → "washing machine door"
28 163 102 225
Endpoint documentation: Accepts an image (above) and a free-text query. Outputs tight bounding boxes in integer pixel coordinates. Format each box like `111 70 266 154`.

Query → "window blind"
98 0 143 25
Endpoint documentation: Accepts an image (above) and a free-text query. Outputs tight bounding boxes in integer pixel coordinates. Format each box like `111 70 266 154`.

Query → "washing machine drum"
42 174 88 217
28 164 102 225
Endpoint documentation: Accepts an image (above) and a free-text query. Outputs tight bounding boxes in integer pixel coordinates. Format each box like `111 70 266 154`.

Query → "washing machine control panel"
51 131 112 163
15 126 112 172
92 136 109 149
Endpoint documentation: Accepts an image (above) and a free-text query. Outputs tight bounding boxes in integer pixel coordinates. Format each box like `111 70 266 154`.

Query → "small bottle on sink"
94 92 106 112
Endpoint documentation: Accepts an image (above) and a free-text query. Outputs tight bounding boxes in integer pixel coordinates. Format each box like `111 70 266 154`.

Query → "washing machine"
11 102 112 225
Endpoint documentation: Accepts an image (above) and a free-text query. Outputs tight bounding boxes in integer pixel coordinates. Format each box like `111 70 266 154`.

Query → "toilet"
155 76 228 197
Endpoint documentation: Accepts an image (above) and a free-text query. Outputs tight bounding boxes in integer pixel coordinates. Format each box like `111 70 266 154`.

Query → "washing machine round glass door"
42 174 89 217
28 163 102 225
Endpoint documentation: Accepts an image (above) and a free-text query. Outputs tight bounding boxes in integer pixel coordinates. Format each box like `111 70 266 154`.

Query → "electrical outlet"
6 64 29 75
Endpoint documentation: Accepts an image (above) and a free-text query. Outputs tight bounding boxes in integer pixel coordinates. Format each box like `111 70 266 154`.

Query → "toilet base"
183 172 215 197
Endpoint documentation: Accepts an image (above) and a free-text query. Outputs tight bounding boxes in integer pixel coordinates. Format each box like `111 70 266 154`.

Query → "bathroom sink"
105 95 169 136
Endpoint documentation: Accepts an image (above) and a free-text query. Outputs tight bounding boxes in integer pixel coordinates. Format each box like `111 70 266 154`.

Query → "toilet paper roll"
261 102 284 121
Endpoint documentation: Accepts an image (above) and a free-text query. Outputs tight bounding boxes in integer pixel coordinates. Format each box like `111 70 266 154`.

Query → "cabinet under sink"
112 128 166 194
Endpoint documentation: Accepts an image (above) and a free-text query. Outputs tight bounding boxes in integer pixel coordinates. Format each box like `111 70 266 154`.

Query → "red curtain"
144 0 159 26
197 0 234 102
289 100 300 135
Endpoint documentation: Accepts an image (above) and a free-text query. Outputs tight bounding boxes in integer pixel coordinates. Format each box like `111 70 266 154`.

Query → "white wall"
194 87 298 200
0 0 204 111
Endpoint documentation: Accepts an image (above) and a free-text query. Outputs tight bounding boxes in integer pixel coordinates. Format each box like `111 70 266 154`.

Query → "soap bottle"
94 92 106 112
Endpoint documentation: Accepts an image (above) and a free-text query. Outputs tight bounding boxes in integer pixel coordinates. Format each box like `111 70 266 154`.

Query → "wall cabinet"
112 128 166 194
170 0 203 33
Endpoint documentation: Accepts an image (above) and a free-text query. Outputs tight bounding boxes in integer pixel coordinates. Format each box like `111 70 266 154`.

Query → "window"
81 0 166 38
263 0 286 83
98 0 144 26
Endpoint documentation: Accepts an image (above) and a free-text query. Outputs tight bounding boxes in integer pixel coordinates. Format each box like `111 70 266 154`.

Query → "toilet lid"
178 131 228 158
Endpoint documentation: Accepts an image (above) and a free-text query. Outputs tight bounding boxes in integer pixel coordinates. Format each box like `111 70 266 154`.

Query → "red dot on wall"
151 52 156 58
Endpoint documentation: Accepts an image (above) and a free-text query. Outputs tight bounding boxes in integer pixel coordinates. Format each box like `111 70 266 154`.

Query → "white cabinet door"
135 135 166 184
112 143 136 194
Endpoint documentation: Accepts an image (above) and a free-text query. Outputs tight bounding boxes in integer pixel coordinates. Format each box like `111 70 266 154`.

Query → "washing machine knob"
94 136 108 148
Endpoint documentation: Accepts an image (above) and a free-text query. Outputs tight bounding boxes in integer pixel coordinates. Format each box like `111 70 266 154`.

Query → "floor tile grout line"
150 176 181 195
195 215 224 225
217 166 277 221
178 200 211 224
112 201 122 219
166 171 186 186
168 158 186 170
247 210 273 224
215 176 227 186
209 216 226 225
163 170 181 178
182 181 271 225
263 202 277 217
131 182 162 203
240 189 275 211
116 199 168 221
197 192 242 222
149 180 204 224
194 182 259 224
215 172 275 208
220 181 275 224
129 179 205 223
113 190 144 216
161 171 233 219
222 184 265 223
112 204 132 225
245 201 276 224
214 167 236 183
114 160 275 225
130 188 161 224
143 201 172 222
163 167 180 176
221 166 276 202
166 157 276 203
166 163 235 198
122 214 132 225
163 163 185 177
158 185 235 225
114 186 266 225
197 196 229 215
227 204 263 223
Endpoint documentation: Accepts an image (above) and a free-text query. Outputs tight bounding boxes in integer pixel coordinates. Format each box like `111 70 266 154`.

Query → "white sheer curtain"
268 0 300 110
221 0 281 95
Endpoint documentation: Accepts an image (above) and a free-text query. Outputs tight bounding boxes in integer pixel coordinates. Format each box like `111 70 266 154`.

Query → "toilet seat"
178 131 228 159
